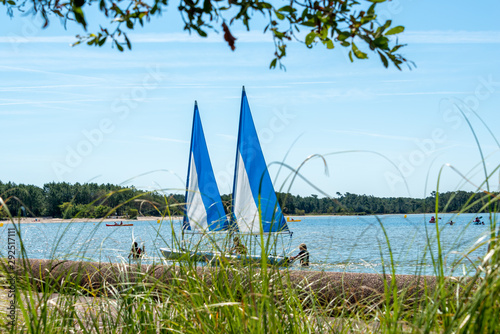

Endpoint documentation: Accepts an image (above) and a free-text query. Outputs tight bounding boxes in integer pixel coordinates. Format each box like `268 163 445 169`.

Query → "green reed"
0 152 499 333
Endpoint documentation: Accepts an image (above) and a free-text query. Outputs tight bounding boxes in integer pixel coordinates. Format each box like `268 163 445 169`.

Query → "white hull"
160 247 288 266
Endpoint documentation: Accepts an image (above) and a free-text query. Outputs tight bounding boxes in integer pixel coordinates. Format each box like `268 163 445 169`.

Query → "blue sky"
1 0 499 199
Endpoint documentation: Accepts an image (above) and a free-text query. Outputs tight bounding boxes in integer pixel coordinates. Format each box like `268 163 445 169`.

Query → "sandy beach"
0 216 182 225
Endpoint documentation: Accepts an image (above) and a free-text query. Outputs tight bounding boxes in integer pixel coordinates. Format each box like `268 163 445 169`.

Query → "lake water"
1 213 495 276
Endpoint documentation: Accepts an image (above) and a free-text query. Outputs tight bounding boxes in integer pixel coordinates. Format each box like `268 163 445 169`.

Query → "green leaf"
275 11 285 20
385 25 405 35
269 58 277 69
325 39 334 49
340 41 350 47
73 7 87 30
378 51 388 68
348 50 353 62
124 34 131 50
126 20 133 29
115 40 124 52
300 20 316 27
390 44 404 53
337 31 350 41
7 0 15 5
373 36 389 50
352 43 367 59
305 31 316 45
368 0 386 3
278 5 295 13
98 36 107 46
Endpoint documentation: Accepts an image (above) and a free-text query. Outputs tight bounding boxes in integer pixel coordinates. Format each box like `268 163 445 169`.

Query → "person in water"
290 243 309 267
230 236 247 255
128 242 143 259
429 216 436 223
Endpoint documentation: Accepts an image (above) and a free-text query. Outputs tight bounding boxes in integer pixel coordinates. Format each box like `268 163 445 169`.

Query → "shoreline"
1 212 486 224
0 216 182 225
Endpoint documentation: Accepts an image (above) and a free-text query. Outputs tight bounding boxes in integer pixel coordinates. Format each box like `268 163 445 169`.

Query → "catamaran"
160 88 292 265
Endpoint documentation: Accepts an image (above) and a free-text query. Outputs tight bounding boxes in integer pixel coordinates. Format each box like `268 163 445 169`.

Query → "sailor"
290 243 309 267
128 242 142 259
230 236 247 255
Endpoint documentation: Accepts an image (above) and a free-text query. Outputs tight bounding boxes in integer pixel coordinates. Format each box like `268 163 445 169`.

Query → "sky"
1 0 500 199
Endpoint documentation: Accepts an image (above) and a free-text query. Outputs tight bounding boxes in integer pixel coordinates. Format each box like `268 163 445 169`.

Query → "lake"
1 213 495 276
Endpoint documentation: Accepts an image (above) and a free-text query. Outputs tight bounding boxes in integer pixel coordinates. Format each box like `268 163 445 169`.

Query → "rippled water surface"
1 213 495 276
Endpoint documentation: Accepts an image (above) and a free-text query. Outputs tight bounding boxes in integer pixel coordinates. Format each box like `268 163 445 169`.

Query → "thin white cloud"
1 30 499 45
330 129 420 142
404 30 500 44
0 84 98 92
142 136 189 144
129 31 271 43
0 98 106 106
216 133 237 141
0 65 107 81
0 35 73 43
375 91 471 96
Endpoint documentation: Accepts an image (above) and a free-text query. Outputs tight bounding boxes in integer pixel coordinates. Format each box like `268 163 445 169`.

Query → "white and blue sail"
183 102 229 232
231 87 290 234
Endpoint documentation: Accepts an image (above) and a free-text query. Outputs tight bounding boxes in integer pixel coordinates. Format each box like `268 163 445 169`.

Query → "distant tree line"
0 181 496 219
275 191 497 216
0 181 184 219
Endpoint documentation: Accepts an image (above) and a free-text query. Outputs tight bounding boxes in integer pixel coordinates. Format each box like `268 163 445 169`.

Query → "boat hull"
160 248 289 266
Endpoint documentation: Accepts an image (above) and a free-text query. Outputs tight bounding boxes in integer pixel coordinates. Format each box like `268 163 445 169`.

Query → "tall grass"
1 189 498 333
1 123 499 332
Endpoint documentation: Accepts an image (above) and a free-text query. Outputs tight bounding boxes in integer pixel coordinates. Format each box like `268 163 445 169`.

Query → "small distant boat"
428 216 441 224
106 222 133 227
286 217 301 222
472 216 484 225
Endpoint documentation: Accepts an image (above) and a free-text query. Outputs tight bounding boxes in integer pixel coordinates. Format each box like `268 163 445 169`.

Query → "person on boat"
290 243 309 267
230 236 247 255
447 220 454 226
120 221 124 226
429 216 436 223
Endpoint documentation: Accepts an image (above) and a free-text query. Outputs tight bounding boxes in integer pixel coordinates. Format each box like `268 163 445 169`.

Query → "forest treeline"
0 181 496 219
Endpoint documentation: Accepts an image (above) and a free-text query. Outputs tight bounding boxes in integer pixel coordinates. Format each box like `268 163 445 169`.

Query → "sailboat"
160 101 230 262
229 87 291 265
160 89 291 265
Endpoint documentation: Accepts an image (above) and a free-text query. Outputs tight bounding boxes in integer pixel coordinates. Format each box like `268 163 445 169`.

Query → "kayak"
106 223 133 227
286 217 302 222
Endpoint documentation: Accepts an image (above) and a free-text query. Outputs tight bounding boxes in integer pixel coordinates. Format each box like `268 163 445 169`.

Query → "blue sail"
231 88 289 234
183 102 229 232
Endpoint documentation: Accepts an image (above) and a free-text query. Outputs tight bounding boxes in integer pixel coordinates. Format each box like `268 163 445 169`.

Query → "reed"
1 118 499 333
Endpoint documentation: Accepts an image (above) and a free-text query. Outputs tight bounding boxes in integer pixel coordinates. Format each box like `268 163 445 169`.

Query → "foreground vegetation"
0 181 496 219
0 185 499 333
